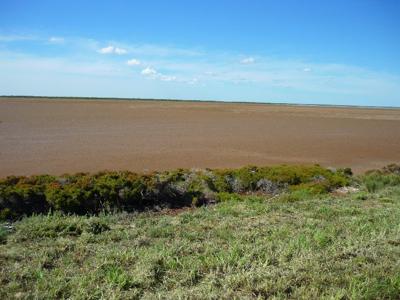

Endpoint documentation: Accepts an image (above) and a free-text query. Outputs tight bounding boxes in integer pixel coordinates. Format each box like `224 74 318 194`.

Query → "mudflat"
0 97 399 176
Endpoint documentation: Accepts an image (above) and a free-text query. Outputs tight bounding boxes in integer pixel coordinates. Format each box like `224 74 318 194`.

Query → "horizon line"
1 95 399 110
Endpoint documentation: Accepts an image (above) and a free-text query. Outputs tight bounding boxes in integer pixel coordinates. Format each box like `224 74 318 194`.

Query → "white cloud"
98 46 114 54
49 37 65 44
240 57 255 64
141 67 157 76
140 66 188 83
114 47 127 55
98 45 127 55
303 67 311 72
160 75 177 81
127 59 141 66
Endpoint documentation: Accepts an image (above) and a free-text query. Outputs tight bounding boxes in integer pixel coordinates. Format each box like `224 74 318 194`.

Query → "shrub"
382 163 400 175
290 183 329 195
0 164 351 220
0 208 12 220
45 183 90 214
361 171 400 193
0 181 48 219
0 226 8 244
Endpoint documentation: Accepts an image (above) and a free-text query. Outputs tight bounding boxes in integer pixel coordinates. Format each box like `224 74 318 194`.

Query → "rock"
256 179 280 195
334 186 359 195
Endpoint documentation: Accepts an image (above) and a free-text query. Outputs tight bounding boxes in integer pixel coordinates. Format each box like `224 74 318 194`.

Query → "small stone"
334 186 359 195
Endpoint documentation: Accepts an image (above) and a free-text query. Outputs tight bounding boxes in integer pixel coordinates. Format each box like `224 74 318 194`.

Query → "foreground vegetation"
1 164 400 299
0 165 351 220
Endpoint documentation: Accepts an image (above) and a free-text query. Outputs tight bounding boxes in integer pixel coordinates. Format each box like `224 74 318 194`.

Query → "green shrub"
45 183 90 213
0 226 8 244
382 163 400 175
0 208 13 220
365 179 381 193
362 171 400 193
290 182 329 195
0 182 48 219
0 164 351 219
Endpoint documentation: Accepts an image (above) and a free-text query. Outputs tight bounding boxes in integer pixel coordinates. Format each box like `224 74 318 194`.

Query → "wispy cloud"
240 57 255 64
48 37 65 44
110 43 203 57
98 45 127 55
160 75 177 82
145 56 400 96
114 47 127 55
1 33 400 105
0 52 125 77
127 59 141 66
0 34 38 42
140 66 198 83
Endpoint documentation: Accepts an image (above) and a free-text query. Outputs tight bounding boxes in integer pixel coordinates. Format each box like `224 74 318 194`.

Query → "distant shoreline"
1 95 399 110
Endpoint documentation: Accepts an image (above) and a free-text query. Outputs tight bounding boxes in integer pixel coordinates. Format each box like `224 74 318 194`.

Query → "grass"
1 181 400 299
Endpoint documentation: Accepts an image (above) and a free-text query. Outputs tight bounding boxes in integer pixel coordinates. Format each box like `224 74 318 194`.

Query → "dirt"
0 97 399 177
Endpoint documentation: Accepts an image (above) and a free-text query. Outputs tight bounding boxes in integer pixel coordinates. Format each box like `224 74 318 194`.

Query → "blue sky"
1 0 399 106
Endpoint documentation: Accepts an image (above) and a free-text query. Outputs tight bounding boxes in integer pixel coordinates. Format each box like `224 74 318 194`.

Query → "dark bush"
0 164 353 220
382 164 400 175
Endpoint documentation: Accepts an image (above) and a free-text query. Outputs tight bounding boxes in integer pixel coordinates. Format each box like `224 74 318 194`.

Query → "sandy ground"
0 97 400 176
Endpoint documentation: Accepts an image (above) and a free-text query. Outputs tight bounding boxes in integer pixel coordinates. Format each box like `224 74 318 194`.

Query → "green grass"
1 184 400 299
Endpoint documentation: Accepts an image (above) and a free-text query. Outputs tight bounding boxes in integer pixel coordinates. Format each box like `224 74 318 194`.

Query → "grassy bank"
1 165 399 299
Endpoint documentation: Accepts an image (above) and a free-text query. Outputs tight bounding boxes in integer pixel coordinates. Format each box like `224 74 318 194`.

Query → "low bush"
0 226 8 244
361 165 400 193
0 164 353 220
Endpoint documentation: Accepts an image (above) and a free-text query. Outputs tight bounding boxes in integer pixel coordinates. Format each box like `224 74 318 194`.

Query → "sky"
0 0 400 107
